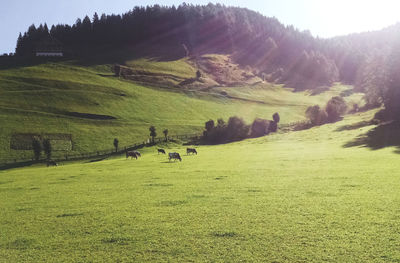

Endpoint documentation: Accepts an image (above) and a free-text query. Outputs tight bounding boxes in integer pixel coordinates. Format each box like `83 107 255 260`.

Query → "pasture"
0 59 361 160
2 110 400 262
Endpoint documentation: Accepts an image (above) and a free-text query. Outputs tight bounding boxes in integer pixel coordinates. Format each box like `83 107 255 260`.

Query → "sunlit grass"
1 110 400 262
125 57 197 79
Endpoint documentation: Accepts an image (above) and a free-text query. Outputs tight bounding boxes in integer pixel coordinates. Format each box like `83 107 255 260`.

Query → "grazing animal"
168 152 182 162
47 160 58 167
158 149 166 154
126 151 138 159
187 148 198 155
133 151 141 157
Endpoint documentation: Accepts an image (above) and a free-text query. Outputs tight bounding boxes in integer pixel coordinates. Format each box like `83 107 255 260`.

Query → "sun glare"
279 0 400 37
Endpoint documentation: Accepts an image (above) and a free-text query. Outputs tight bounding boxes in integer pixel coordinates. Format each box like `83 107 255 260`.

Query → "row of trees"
202 113 280 144
15 3 338 89
357 37 400 120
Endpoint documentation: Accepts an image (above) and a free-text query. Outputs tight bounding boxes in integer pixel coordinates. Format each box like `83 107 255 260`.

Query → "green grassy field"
2 109 400 262
0 59 355 160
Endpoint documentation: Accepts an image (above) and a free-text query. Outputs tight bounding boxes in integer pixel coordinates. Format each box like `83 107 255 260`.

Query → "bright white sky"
1 0 400 53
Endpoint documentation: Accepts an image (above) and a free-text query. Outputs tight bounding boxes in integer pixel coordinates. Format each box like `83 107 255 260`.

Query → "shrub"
217 118 226 128
205 120 215 132
202 116 249 143
325 96 347 121
202 114 281 143
269 121 278 133
272 112 280 123
226 116 249 140
250 118 270 137
306 105 328 125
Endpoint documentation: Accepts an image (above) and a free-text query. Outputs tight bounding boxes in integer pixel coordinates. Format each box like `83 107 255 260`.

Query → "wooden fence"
0 133 200 167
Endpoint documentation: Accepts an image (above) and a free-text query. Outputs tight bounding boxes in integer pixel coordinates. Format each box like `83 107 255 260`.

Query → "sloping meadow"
0 60 350 160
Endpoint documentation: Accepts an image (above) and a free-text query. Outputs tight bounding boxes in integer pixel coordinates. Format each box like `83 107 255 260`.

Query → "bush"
217 118 226 128
273 112 280 123
269 121 278 133
250 118 270 137
202 114 279 143
202 116 249 143
205 120 215 133
227 116 249 141
325 96 347 121
306 105 328 125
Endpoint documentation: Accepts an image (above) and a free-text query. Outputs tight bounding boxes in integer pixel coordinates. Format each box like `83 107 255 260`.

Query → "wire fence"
0 121 313 168
0 133 201 167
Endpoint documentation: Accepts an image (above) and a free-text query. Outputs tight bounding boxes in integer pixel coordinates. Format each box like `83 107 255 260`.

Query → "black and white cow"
126 151 138 159
158 149 166 154
186 148 197 155
168 152 182 162
47 160 58 167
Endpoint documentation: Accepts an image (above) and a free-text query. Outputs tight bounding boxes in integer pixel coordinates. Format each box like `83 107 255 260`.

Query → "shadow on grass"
335 120 375 132
0 56 67 70
0 43 185 71
87 158 107 163
74 43 187 67
0 161 36 171
343 121 400 151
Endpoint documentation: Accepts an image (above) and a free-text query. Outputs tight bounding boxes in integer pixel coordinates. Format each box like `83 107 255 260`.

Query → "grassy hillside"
0 58 360 160
3 109 400 262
